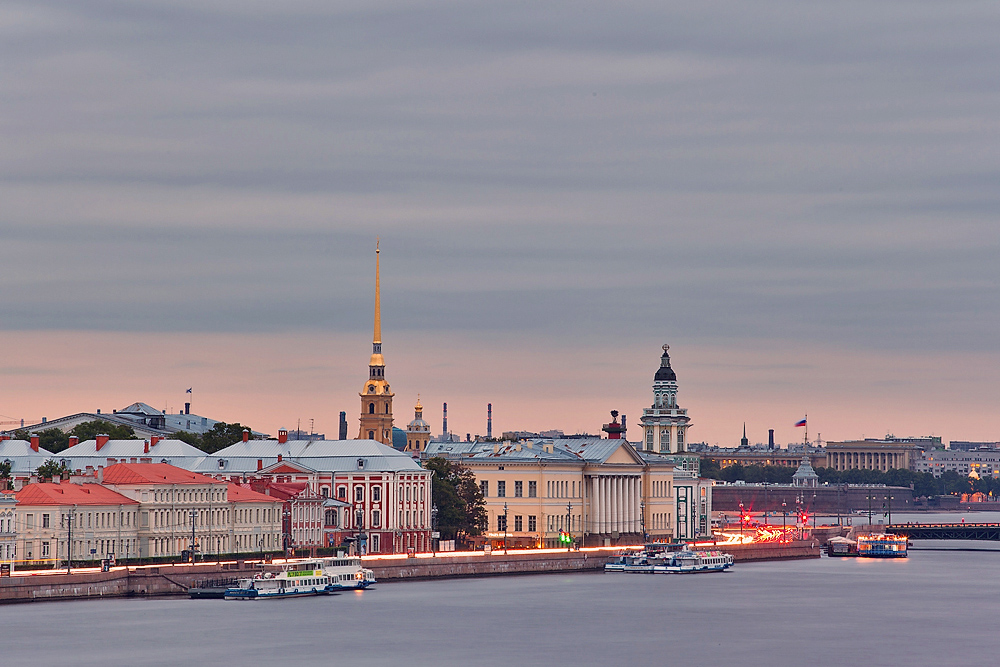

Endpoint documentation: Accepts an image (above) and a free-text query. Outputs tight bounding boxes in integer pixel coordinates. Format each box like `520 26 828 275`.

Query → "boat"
652 550 734 574
318 554 376 589
856 533 908 558
605 543 731 574
827 536 857 556
225 562 337 600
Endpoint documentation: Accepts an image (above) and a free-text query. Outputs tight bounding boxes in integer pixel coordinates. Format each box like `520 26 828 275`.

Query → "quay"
0 542 818 603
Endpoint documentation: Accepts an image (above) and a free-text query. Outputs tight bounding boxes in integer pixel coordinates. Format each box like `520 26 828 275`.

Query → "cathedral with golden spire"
359 239 394 444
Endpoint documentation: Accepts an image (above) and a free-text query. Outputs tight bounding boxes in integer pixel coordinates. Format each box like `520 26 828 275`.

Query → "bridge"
885 523 1000 540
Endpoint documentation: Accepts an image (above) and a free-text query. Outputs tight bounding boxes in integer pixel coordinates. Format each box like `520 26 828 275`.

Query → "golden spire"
415 394 422 411
373 237 381 346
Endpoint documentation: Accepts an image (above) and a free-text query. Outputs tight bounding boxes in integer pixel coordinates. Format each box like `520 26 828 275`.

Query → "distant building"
916 449 1000 478
0 492 16 573
424 437 680 546
825 439 925 472
948 441 1000 452
792 457 819 488
58 436 208 473
0 436 56 484
13 482 138 566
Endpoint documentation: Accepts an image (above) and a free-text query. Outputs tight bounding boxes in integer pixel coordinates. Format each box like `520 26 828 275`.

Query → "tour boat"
652 550 734 574
855 534 908 558
318 555 376 589
225 563 337 600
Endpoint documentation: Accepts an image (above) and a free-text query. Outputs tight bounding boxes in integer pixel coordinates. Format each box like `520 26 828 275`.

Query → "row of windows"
481 480 538 498
153 488 223 503
341 484 426 504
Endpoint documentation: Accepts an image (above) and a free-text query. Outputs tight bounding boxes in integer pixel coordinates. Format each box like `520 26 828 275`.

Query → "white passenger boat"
652 550 734 574
319 555 376 589
225 561 337 600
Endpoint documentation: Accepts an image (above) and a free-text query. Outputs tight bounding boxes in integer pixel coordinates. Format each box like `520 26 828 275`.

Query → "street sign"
431 531 440 538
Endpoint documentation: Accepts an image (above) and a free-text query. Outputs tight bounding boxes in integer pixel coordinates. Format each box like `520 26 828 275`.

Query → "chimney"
97 466 103 484
68 436 79 447
768 429 775 449
150 436 160 448
278 429 288 444
277 454 283 462
621 414 627 439
487 403 492 439
96 434 110 451
339 412 348 440
257 459 263 471
30 434 40 452
442 402 448 438
242 429 250 443
493 443 499 454
0 435 10 442
144 440 150 454
184 402 190 415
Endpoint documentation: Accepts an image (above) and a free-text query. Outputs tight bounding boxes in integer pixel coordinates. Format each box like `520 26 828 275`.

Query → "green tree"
197 422 254 454
0 459 11 490
70 420 139 442
424 457 487 541
35 459 69 480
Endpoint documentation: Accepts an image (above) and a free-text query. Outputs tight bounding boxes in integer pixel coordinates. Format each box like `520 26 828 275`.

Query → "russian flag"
794 418 807 427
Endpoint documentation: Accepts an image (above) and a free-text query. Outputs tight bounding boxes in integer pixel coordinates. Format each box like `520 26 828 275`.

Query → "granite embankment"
0 543 819 603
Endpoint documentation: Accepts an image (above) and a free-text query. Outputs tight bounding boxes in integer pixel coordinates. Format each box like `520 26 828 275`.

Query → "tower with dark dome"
639 344 691 453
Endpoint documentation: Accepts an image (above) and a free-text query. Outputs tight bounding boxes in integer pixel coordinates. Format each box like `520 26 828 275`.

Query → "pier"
885 523 1000 540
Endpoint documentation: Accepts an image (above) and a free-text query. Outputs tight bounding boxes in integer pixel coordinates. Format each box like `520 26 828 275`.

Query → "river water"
4 517 999 666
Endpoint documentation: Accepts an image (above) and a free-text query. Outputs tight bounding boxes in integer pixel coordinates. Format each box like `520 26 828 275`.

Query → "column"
628 477 636 533
616 477 624 534
593 477 602 534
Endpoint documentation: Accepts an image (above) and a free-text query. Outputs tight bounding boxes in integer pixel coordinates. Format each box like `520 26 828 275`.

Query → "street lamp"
503 502 508 554
566 502 573 551
781 501 787 539
189 509 197 563
356 507 365 556
431 504 438 556
640 501 647 543
739 502 745 537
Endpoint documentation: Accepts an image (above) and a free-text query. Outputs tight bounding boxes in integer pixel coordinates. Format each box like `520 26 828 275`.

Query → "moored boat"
856 533 908 558
652 550 734 574
225 562 336 600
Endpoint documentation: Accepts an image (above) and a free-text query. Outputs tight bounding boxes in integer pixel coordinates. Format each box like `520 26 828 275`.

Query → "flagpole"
804 414 808 448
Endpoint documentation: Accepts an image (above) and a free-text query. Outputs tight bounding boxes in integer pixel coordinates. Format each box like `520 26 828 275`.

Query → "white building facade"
639 345 692 454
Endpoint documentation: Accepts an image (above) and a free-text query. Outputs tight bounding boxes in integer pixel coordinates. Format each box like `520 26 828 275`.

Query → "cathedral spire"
373 238 381 347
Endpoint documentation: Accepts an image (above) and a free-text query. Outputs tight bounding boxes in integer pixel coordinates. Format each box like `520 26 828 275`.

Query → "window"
514 481 523 498
497 481 506 498
480 481 488 497
368 430 375 439
355 486 364 502
372 486 381 502
371 510 381 528
497 515 507 531
528 481 537 498
406 486 411 501
338 486 347 499
357 458 365 470
371 534 380 553
385 403 390 413
42 514 50 528
528 515 537 532
514 515 523 532
42 542 50 557
369 403 375 414
321 487 329 498
25 514 33 529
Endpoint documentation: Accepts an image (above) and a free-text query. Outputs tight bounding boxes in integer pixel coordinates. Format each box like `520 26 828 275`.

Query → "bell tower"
639 344 691 453
359 239 394 444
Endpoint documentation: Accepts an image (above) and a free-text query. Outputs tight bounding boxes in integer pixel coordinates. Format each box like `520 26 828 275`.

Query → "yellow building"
425 437 676 547
359 240 394 445
825 440 921 472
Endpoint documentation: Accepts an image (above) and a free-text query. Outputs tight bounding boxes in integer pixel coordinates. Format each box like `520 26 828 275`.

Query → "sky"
2 1 999 446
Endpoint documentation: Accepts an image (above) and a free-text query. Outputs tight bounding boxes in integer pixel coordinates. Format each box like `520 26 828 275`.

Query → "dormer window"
357 458 365 470
369 385 375 392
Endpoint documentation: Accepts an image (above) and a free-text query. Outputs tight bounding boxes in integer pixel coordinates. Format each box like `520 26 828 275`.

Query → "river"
3 522 999 665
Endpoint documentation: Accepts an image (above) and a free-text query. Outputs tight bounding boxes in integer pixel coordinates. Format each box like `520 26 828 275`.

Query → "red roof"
102 463 224 486
228 484 281 503
15 483 137 507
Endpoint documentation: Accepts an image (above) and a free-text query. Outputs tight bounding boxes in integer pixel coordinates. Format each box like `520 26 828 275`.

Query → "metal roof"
199 438 425 474
0 440 57 473
425 437 647 465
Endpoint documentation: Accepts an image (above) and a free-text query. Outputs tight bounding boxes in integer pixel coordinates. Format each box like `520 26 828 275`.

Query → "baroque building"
639 344 691 453
358 241 394 445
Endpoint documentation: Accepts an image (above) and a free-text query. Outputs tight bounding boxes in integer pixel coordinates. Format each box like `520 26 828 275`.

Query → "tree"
10 428 71 453
0 460 11 490
35 459 69 480
197 422 254 454
424 457 487 541
68 420 138 443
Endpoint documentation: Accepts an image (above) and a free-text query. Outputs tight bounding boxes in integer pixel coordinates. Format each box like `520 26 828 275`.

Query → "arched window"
368 430 375 439
369 403 375 414
385 403 390 413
